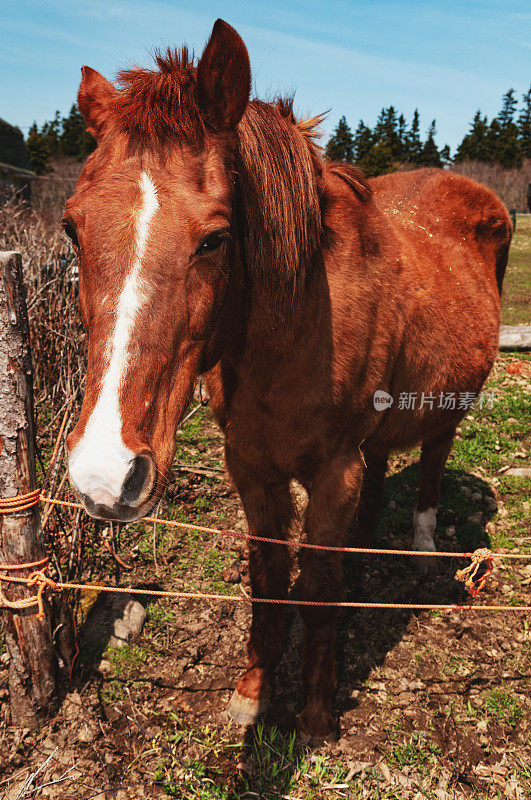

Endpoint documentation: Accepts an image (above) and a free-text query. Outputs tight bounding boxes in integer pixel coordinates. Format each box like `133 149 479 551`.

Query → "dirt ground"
0 354 529 800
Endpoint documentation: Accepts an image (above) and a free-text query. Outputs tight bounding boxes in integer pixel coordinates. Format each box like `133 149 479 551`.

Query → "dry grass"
0 176 92 593
451 158 531 211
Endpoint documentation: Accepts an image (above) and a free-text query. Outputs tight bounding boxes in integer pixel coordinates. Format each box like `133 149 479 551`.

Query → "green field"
502 213 531 325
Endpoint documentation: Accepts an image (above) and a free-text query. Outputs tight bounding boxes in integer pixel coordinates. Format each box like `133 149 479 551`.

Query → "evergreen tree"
405 109 422 163
418 120 442 167
397 113 407 160
322 87 531 176
353 120 374 163
454 111 489 162
373 106 402 161
325 116 355 162
359 141 393 176
61 105 96 159
40 111 62 159
439 144 451 166
495 89 522 168
26 122 50 174
498 88 518 127
25 104 97 171
518 86 531 158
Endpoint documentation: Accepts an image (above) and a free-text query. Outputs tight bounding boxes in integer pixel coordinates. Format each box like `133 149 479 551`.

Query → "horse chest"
223 384 330 478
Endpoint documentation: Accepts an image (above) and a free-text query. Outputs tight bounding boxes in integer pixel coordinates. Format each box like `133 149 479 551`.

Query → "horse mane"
236 99 324 297
108 49 370 297
328 162 372 202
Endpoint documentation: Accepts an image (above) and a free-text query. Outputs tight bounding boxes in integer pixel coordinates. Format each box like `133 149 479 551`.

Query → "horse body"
65 20 511 739
203 163 509 736
208 165 507 478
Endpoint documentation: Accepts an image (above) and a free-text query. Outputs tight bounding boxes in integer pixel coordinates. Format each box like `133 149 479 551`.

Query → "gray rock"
499 325 531 350
505 467 531 479
111 600 147 648
82 593 147 661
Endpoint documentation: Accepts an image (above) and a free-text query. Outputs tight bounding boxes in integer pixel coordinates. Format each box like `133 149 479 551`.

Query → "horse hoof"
297 709 338 744
227 690 270 726
413 553 438 576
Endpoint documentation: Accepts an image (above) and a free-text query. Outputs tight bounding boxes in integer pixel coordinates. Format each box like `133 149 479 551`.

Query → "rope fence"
0 401 529 618
35 495 531 561
0 491 529 618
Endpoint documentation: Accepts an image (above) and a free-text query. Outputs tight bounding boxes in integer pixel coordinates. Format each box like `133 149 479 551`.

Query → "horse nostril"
120 454 155 506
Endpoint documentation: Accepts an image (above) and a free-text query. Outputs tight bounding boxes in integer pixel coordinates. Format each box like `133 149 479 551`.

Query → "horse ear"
197 19 251 130
78 66 116 140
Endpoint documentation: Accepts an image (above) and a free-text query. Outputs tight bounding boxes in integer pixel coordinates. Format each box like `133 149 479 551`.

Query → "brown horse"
64 20 511 739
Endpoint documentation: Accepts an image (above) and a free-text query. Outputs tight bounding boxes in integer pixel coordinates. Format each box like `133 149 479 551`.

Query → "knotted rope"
0 558 56 620
455 548 497 597
1 547 529 618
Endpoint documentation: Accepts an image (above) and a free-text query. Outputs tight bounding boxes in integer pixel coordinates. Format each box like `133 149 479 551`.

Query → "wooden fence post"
0 251 57 726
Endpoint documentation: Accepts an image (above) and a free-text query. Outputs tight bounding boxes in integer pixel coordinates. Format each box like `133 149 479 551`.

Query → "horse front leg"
296 454 364 741
225 450 294 726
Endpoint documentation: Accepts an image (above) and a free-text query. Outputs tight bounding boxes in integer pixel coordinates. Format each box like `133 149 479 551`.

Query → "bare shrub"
450 158 531 210
0 195 85 418
0 195 98 589
32 157 83 227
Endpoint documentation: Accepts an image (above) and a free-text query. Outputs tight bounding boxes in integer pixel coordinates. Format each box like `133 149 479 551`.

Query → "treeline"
26 87 531 179
325 87 531 176
26 105 95 174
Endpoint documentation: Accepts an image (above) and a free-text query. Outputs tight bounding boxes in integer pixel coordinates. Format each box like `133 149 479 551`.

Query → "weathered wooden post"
0 251 57 726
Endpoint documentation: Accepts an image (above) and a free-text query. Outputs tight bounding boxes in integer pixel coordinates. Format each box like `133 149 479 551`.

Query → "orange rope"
0 417 529 617
0 488 41 514
36 496 531 560
2 494 528 616
0 407 69 615
0 567 530 612
455 548 496 597
0 559 52 620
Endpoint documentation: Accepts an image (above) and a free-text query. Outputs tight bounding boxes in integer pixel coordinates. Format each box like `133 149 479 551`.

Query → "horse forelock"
112 47 205 147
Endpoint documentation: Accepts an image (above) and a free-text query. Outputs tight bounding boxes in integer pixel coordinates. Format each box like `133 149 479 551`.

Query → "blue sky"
1 0 530 152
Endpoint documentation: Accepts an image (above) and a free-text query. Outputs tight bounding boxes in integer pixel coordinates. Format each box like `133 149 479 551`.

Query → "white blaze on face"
69 172 159 507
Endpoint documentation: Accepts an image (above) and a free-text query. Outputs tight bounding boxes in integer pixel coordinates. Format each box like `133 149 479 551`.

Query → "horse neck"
223 255 328 381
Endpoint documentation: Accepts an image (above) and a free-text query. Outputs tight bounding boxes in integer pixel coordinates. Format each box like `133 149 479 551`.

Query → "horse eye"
194 230 226 257
62 221 79 249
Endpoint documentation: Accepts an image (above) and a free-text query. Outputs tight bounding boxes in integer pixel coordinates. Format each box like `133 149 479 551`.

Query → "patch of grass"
147 602 174 629
502 214 531 325
136 522 175 560
153 760 227 799
194 495 212 512
443 655 475 677
239 724 352 800
450 421 514 473
161 517 238 594
175 407 221 469
384 731 441 773
150 718 238 799
448 359 530 476
482 689 524 727
106 643 149 678
100 679 127 704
